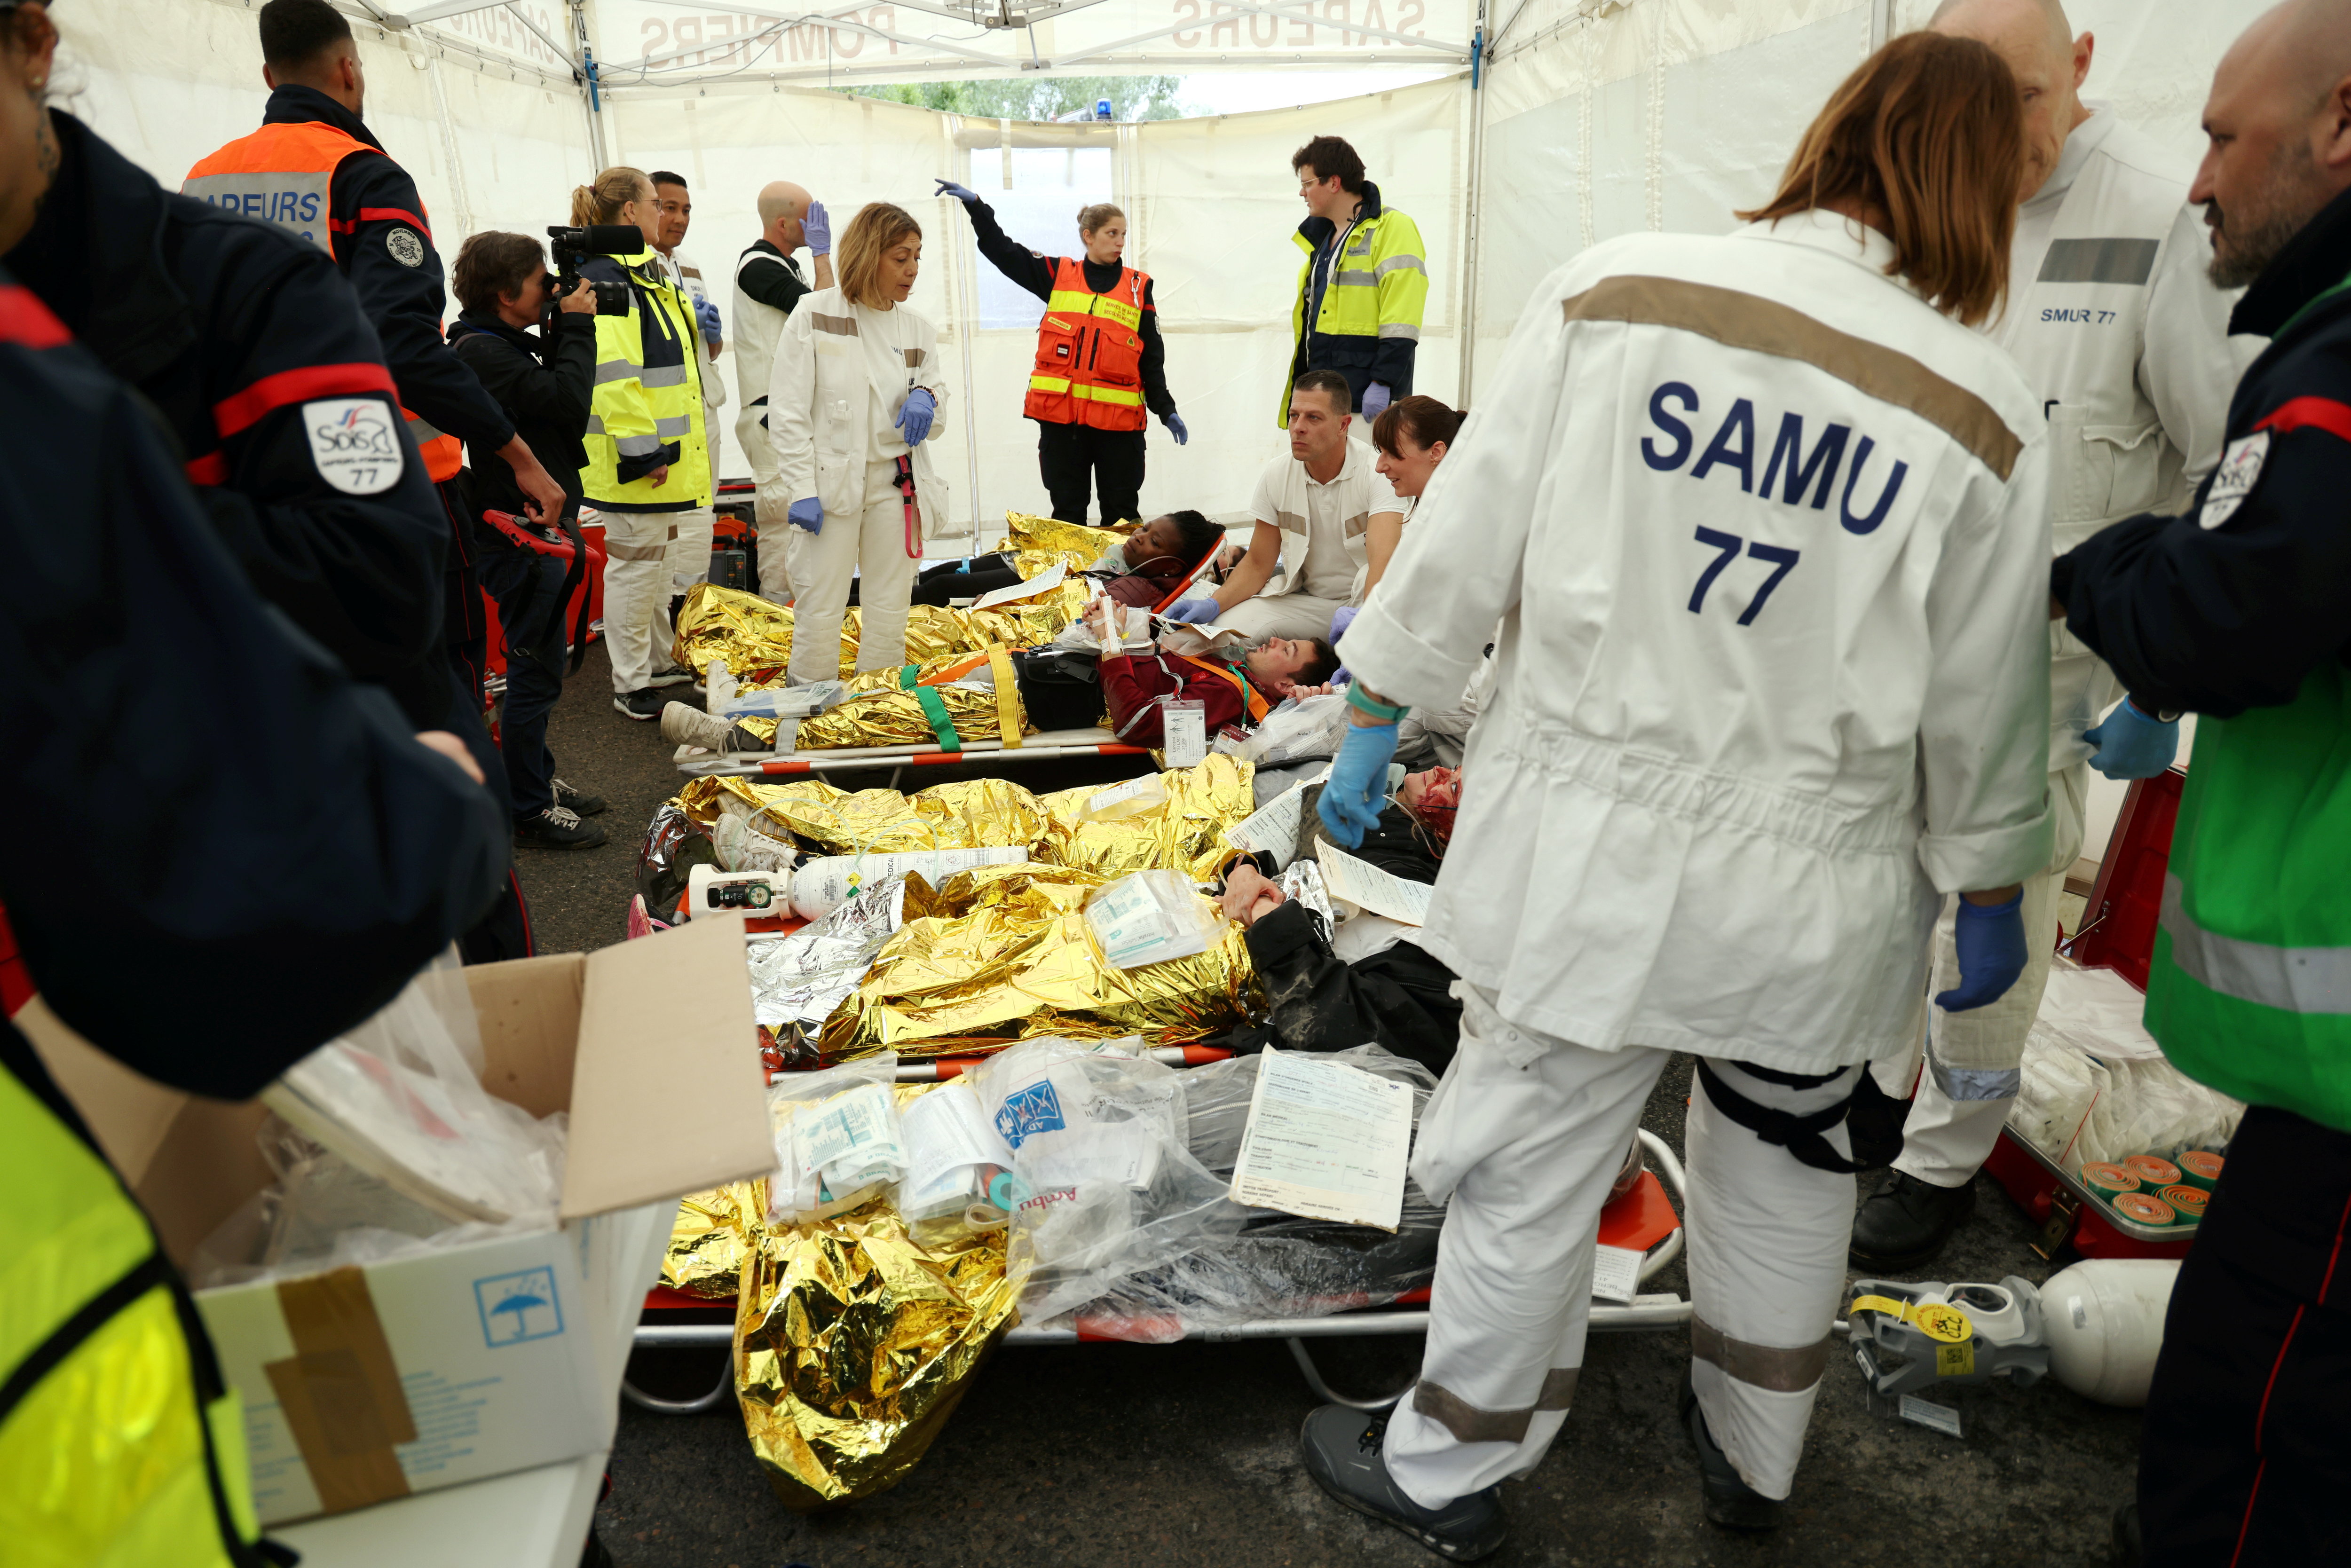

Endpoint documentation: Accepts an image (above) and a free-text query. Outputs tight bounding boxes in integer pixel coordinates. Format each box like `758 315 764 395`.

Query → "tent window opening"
976 147 1114 331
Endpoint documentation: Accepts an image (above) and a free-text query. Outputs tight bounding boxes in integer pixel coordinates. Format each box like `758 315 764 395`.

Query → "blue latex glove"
896 387 937 446
1161 597 1221 624
1329 605 1359 643
694 293 722 349
1934 891 2028 1013
1361 381 1393 422
788 496 823 535
2083 697 2180 780
1164 410 1188 446
934 180 979 207
1318 720 1402 849
802 199 831 258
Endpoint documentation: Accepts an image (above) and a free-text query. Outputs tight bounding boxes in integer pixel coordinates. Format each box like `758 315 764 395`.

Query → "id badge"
1160 698 1207 768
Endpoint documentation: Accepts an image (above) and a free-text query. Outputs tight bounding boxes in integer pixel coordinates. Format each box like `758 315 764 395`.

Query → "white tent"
63 0 2265 538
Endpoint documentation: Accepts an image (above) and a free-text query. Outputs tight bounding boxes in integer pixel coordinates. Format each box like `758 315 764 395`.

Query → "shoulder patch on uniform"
2200 430 2269 530
386 227 426 268
303 398 405 495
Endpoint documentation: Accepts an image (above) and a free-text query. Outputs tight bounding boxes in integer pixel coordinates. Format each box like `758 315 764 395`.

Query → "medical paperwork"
970 561 1068 610
1223 770 1328 869
1229 1048 1413 1232
1315 843 1433 926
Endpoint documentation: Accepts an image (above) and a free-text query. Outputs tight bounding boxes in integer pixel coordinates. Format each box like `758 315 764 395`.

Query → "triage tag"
1160 698 1207 767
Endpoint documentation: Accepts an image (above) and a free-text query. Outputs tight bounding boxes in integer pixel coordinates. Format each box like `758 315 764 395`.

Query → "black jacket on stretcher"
2 110 450 710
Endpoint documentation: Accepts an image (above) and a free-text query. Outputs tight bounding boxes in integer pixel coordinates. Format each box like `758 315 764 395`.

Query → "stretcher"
622 1128 1692 1417
672 724 1148 780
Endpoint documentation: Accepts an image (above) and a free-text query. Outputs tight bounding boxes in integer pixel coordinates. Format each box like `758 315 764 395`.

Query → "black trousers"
2139 1103 2351 1565
1037 420 1146 527
910 552 1025 608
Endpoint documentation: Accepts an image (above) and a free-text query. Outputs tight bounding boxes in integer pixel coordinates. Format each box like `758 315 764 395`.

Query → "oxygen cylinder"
788 847 1030 919
2040 1257 2180 1406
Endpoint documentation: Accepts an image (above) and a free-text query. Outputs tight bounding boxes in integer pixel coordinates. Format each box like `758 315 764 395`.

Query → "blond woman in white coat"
1302 35 2055 1554
768 202 948 683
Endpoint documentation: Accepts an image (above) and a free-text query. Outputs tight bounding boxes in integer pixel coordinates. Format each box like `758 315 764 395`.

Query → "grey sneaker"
1299 1405 1504 1561
660 701 758 753
613 687 665 721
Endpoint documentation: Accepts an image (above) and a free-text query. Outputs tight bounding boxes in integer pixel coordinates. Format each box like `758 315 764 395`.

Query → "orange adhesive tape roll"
2125 1153 2184 1188
2160 1184 2209 1224
2081 1161 2142 1202
2112 1191 2176 1228
2177 1150 2225 1191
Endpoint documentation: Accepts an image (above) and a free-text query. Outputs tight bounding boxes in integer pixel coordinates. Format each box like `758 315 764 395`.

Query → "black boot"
1849 1171 1976 1271
1680 1371 1780 1532
2111 1501 2142 1568
1299 1405 1506 1561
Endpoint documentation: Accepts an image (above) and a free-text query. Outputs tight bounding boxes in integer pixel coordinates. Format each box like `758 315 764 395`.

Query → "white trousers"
785 459 919 684
1211 590 1350 645
754 492 794 606
1384 992 1857 1509
654 506 716 673
601 508 685 695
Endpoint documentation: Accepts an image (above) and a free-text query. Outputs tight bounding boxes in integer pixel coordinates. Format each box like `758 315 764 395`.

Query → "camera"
545 223 641 317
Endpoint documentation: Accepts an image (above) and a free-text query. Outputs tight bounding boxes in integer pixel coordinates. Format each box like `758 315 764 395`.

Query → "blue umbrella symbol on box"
491 1288 550 1334
476 1268 564 1345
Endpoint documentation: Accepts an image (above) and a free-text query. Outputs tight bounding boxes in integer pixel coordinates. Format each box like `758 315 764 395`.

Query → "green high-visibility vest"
2146 658 2351 1131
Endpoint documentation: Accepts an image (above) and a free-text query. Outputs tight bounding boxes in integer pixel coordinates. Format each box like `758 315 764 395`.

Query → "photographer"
448 231 611 850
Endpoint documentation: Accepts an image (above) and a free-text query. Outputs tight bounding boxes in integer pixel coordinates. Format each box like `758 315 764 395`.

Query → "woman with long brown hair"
1299 32 2056 1552
762 202 949 684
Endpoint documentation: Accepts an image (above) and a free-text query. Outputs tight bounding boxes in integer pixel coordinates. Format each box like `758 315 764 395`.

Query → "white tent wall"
1469 0 2273 404
59 0 597 264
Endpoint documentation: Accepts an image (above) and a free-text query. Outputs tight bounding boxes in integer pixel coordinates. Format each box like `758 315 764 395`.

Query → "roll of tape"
2125 1153 2183 1188
2177 1150 2225 1191
2081 1161 2142 1202
2159 1184 2208 1224
2112 1191 2176 1229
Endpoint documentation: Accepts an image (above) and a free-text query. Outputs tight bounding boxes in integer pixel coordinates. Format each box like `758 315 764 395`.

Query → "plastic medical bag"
263 952 566 1226
767 1055 907 1223
1216 692 1350 769
969 1038 1243 1324
1084 869 1225 969
2010 967 2244 1168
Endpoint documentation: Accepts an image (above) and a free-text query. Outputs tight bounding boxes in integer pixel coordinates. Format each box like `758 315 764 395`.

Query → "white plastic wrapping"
766 1055 907 1224
1216 693 1352 769
1084 870 1226 969
2009 968 2244 1169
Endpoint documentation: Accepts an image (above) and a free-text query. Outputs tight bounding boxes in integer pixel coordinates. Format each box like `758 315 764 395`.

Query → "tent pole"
1870 0 1893 50
950 116 984 550
1459 8 1488 406
571 0 608 170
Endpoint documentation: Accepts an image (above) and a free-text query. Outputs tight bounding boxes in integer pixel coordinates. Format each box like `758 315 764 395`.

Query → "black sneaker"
515 805 607 850
552 777 608 816
1299 1405 1505 1561
1680 1370 1780 1532
1849 1170 1977 1271
613 687 665 722
646 665 696 689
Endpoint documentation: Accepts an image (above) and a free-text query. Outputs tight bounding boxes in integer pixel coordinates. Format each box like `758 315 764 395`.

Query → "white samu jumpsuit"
1885 107 2257 1187
1339 210 2055 1504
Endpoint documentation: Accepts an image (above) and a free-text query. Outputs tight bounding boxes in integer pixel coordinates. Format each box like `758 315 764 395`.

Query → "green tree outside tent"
841 75 1190 121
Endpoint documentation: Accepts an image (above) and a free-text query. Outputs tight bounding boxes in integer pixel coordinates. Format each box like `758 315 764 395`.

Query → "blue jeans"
478 547 570 821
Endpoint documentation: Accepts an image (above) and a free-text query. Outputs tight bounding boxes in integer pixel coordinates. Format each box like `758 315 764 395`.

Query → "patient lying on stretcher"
1083 598 1340 748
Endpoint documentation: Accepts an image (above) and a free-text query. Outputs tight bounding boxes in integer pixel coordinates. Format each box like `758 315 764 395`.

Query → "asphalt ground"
514 638 2141 1568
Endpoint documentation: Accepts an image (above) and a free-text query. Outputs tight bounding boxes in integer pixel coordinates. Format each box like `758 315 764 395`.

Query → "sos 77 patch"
2199 430 2268 529
302 398 406 495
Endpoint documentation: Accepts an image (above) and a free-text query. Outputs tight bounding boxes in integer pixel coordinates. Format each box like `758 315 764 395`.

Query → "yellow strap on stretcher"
1850 1294 1976 1377
986 645 1021 748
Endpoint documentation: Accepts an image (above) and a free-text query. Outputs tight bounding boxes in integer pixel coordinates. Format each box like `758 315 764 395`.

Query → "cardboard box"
24 914 772 1525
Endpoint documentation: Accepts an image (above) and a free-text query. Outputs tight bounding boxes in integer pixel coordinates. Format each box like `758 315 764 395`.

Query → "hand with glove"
1361 382 1393 422
1163 410 1188 446
895 387 937 446
1160 597 1222 625
934 180 979 207
2083 697 2179 780
802 199 831 258
1317 718 1402 849
788 496 824 535
1934 887 2028 1012
1329 605 1359 643
694 293 722 351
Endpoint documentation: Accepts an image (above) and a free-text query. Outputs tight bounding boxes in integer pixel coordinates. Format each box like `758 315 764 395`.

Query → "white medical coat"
1341 212 2055 1073
1991 110 2254 823
656 247 728 421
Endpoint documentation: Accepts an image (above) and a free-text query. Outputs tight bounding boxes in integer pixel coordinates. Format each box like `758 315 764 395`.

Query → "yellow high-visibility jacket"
1282 182 1428 426
579 245 711 512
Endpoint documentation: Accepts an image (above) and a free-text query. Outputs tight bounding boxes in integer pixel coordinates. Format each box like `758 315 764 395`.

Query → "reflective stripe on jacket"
1283 185 1428 426
184 121 462 482
579 247 711 512
1026 257 1151 432
0 1032 266 1567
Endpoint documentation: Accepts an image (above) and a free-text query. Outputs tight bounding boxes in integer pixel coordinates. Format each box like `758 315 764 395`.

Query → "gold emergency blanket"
1039 753 1258 882
820 862 1257 1061
735 1196 1020 1509
661 1181 768 1300
678 774 1055 857
1001 510 1131 579
791 653 1033 751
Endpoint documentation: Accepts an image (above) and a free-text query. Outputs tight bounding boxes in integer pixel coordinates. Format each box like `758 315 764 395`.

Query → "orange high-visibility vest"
184 122 463 482
1024 257 1150 433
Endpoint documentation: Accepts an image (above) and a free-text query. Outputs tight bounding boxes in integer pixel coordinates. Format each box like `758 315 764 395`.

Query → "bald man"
1852 0 2262 1272
734 181 833 604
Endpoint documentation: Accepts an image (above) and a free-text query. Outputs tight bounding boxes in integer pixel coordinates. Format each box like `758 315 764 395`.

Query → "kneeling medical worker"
1306 34 2055 1556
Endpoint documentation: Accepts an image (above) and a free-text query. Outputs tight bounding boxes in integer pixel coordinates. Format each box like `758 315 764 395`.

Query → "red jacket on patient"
1099 649 1269 745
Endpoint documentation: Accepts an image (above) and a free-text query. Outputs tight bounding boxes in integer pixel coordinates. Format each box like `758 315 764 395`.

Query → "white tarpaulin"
59 0 2268 529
